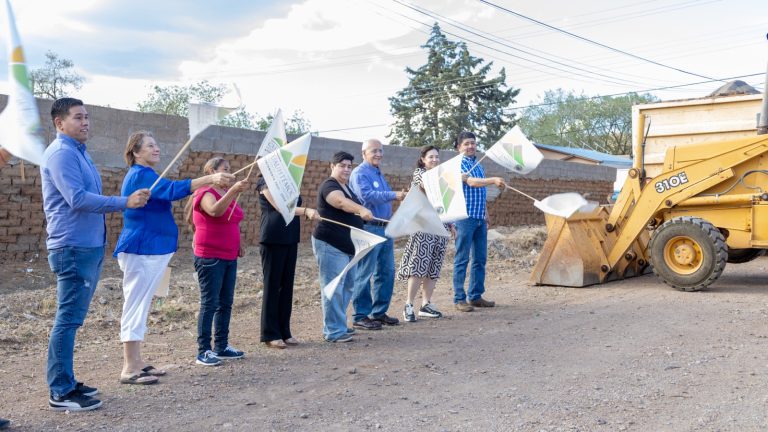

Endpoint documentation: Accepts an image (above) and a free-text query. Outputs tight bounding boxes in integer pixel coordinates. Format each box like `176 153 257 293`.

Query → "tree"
29 50 84 99
517 89 659 155
388 23 519 149
137 81 311 133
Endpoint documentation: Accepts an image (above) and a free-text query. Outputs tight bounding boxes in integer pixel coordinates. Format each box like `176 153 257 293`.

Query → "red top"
193 187 244 260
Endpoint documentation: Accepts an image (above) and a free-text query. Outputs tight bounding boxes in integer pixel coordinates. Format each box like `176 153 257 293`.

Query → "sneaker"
371 313 400 326
196 350 222 366
49 390 102 412
469 297 495 308
75 382 98 397
325 333 354 343
0 418 10 429
214 346 245 360
346 327 356 334
418 303 443 318
403 303 416 322
455 301 474 312
353 317 382 330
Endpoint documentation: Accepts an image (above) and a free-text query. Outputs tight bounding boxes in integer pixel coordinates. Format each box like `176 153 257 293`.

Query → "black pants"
260 243 297 342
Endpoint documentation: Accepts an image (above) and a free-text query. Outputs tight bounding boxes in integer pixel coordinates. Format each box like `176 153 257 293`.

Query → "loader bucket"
531 205 650 287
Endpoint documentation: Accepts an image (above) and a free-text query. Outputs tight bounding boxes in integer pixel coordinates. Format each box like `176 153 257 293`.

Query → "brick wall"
0 98 615 261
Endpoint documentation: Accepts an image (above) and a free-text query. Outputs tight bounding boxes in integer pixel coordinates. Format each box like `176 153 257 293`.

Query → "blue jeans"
194 256 238 355
351 224 395 322
312 237 355 341
47 246 104 398
452 218 488 303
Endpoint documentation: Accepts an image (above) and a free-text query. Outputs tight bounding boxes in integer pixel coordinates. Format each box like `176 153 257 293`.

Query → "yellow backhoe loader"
532 59 768 291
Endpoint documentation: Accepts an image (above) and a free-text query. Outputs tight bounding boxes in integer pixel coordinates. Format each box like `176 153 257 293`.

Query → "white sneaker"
403 303 416 322
418 302 443 318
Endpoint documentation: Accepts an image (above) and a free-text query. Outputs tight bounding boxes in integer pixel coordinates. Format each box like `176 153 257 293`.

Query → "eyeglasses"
366 148 384 155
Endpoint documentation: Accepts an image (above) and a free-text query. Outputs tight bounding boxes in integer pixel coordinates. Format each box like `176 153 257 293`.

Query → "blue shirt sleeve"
47 147 128 213
125 166 192 201
350 167 395 206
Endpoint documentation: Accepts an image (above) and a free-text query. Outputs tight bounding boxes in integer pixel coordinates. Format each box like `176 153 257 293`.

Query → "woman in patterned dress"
396 145 455 322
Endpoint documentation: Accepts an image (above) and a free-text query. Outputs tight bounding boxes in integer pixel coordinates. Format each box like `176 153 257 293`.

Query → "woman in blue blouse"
113 131 234 384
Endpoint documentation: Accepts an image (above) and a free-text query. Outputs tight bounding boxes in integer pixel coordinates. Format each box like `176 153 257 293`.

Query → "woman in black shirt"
312 151 373 342
256 176 318 349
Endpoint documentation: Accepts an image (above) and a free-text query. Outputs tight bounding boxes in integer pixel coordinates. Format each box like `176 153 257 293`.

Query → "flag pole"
150 136 193 191
227 156 259 221
504 184 538 202
465 153 488 173
318 216 360 230
232 159 258 176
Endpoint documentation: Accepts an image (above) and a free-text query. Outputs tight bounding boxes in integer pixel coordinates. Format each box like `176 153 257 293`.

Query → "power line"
477 0 722 82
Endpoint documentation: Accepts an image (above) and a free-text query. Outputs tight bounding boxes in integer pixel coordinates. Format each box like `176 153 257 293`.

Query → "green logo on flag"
280 149 307 186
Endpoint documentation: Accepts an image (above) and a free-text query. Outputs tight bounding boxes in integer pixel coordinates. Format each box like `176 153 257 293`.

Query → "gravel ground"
3 226 768 431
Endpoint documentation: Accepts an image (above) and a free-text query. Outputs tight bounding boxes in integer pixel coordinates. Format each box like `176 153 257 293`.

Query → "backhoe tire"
726 248 765 264
649 217 727 292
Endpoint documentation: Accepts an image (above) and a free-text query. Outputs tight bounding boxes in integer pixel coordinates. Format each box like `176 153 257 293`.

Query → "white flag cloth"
256 109 287 157
0 0 46 166
322 226 386 300
257 132 311 224
385 187 449 238
188 86 241 140
421 154 468 223
484 126 543 175
533 192 588 219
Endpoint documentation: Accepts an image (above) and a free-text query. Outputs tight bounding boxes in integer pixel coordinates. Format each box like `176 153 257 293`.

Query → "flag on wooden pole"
421 154 468 223
322 226 386 300
256 132 311 224
0 0 46 166
385 187 449 238
256 109 287 157
484 126 543 175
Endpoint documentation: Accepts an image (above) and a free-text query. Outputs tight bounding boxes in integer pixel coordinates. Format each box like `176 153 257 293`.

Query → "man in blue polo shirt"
454 131 506 312
42 98 150 411
350 138 405 329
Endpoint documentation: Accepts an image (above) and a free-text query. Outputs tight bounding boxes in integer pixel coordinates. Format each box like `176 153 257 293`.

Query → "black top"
313 177 364 255
256 177 302 245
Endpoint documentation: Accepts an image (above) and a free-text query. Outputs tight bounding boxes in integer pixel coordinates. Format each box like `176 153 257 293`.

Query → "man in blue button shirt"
454 131 506 312
350 139 405 329
42 98 150 412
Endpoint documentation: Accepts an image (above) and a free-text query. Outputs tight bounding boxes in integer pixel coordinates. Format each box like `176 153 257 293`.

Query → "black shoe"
0 418 10 430
49 390 102 412
76 381 98 397
371 313 400 326
352 317 382 330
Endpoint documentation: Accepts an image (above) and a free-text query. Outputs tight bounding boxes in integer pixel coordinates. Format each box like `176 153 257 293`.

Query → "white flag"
188 86 241 140
0 0 46 166
385 187 449 238
322 226 386 300
533 192 588 219
421 154 468 223
257 133 311 224
256 109 287 157
485 126 543 175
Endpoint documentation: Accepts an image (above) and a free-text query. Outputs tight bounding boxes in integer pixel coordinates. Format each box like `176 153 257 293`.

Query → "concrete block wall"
0 98 615 261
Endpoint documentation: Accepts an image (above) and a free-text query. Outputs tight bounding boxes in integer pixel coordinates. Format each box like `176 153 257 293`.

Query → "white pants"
117 252 174 342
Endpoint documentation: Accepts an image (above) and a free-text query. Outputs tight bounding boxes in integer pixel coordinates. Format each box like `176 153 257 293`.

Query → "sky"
1 0 766 144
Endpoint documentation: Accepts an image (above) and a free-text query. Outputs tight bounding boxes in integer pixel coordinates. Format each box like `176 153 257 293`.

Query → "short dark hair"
417 145 439 168
454 131 476 149
332 151 354 165
50 97 84 127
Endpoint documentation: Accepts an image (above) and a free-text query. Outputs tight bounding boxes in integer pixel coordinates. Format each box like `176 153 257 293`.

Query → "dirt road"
2 228 768 431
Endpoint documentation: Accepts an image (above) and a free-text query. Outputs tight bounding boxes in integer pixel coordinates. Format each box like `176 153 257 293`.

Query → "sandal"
264 340 286 349
119 372 159 385
283 337 300 346
141 365 166 376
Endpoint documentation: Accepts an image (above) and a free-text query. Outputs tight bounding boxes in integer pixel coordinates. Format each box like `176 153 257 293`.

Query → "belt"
365 221 387 227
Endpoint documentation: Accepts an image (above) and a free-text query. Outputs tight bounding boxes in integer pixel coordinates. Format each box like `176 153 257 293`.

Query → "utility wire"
477 0 722 82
